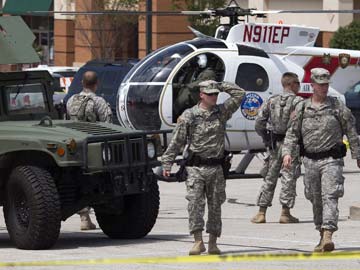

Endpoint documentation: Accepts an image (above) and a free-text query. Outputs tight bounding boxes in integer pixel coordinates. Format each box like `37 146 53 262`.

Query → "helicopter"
40 1 360 177
113 2 360 177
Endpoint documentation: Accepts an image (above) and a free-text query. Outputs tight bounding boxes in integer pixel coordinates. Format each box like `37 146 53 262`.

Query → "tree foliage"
330 20 360 50
77 0 138 60
173 0 227 36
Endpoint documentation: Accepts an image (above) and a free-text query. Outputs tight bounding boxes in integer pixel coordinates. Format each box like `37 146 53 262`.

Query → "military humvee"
0 71 167 250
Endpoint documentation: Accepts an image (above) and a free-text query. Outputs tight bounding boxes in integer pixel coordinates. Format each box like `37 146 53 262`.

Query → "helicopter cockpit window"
235 63 269 92
172 53 225 122
130 44 193 83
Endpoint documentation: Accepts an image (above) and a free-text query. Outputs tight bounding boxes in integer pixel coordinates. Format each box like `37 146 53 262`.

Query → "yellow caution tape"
2 251 360 267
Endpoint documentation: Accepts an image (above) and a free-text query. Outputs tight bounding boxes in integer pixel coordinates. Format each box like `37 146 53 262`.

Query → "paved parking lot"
1 154 360 269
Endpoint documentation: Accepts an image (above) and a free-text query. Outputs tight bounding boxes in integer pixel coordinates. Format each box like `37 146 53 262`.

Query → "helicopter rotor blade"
26 8 360 16
181 10 214 16
26 10 189 16
251 9 360 15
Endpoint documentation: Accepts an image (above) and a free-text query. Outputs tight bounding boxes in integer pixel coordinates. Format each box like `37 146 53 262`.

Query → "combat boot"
80 213 96 230
208 234 221 255
314 230 324 252
322 230 335 252
251 206 267 223
189 231 206 255
279 206 299 223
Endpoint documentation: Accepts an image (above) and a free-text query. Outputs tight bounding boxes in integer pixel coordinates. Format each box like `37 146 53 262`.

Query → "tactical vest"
268 94 299 135
68 94 97 122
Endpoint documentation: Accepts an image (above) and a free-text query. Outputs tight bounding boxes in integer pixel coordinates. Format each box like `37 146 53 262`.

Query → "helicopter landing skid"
226 150 266 179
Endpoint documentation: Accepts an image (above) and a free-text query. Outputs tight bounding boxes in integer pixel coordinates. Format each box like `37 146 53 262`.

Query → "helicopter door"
225 58 281 150
171 52 225 122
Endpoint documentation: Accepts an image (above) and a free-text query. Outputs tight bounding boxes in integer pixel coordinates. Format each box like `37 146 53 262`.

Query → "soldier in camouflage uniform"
67 71 112 230
162 80 245 255
252 72 303 224
283 68 360 252
174 54 217 117
67 71 112 123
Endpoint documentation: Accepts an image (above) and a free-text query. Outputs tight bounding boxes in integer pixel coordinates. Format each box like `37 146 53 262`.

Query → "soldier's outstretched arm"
282 102 303 167
161 116 188 171
255 99 270 142
338 102 360 160
219 82 245 120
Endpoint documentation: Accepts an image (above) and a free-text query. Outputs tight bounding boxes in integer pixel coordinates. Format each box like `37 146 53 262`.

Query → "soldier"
67 71 112 230
162 80 245 255
251 72 303 224
67 71 112 123
283 68 360 252
174 54 217 117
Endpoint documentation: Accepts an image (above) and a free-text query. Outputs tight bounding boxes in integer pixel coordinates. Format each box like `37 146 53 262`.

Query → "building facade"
0 0 358 67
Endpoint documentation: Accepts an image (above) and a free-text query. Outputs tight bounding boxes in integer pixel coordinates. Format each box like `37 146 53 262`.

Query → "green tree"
173 0 227 36
330 20 360 50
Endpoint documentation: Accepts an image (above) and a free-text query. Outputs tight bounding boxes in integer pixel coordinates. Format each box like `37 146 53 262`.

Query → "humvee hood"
0 120 125 141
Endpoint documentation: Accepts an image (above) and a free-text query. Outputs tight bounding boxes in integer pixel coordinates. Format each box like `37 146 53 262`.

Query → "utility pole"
146 0 152 54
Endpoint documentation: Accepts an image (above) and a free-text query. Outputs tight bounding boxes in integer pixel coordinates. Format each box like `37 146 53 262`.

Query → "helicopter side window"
235 63 269 92
172 53 225 122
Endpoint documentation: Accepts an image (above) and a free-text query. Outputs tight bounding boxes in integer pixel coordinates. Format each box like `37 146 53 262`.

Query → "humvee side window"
5 83 47 115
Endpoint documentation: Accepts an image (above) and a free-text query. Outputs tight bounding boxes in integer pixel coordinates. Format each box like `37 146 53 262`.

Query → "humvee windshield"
5 83 47 115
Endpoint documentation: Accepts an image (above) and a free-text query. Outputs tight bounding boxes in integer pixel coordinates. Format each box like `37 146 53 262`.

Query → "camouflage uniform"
174 67 216 117
283 97 360 231
67 88 112 123
66 88 112 229
162 82 245 237
255 91 303 208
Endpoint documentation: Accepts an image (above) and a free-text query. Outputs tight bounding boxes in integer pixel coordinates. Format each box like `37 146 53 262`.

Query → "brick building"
0 0 359 67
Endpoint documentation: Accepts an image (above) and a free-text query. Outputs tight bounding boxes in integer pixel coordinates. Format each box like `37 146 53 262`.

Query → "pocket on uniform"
215 179 226 205
303 177 313 201
335 175 345 198
186 177 195 188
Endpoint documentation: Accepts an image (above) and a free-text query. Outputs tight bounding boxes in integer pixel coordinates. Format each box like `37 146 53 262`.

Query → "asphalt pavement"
1 154 360 269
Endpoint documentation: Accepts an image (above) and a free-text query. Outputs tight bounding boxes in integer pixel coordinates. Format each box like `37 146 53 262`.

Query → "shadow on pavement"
0 231 189 250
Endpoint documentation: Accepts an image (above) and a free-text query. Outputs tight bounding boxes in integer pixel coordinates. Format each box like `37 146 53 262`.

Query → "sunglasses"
204 92 219 97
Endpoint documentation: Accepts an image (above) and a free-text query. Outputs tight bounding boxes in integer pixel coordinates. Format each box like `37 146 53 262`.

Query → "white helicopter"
114 3 360 177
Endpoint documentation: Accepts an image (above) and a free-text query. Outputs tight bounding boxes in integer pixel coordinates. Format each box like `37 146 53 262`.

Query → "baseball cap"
311 68 330 84
198 80 220 94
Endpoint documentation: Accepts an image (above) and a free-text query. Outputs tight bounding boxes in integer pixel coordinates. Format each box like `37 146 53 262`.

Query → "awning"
2 0 53 15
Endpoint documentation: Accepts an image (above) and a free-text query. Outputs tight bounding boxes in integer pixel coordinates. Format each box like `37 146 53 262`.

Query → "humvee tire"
4 166 61 249
95 180 160 239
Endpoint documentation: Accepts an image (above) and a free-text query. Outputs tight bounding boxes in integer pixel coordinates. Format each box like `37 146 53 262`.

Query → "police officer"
162 80 245 255
174 54 217 117
67 71 112 230
251 72 303 224
283 68 360 252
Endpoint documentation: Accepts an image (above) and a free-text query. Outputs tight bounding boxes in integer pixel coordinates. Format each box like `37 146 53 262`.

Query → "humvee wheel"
95 180 159 239
4 166 61 249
